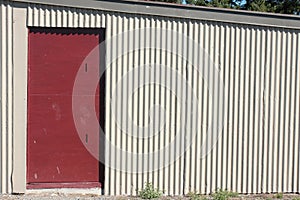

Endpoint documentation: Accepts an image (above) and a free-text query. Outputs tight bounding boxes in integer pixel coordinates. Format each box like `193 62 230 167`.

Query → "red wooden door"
27 28 102 188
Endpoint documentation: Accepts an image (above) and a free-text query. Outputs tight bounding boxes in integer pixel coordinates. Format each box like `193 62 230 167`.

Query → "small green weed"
273 193 283 199
187 191 207 200
292 198 300 200
138 182 163 199
212 189 238 200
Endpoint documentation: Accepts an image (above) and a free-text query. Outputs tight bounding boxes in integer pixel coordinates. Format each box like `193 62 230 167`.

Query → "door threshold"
26 187 102 195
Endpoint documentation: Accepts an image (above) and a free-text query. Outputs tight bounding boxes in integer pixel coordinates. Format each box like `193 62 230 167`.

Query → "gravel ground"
0 194 300 200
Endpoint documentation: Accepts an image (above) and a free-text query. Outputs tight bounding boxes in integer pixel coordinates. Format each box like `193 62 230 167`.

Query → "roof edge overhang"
10 0 300 30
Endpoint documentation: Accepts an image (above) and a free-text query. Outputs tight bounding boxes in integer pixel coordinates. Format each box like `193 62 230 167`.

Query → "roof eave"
10 0 300 29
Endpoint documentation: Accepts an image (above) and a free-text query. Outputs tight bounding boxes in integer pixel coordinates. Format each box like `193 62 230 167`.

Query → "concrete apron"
26 188 102 195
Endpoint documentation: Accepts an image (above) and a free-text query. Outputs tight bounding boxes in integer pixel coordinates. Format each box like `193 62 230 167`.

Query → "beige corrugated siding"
26 3 300 196
0 0 300 195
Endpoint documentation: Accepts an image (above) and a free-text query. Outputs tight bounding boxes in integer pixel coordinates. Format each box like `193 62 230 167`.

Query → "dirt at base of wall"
1 193 300 200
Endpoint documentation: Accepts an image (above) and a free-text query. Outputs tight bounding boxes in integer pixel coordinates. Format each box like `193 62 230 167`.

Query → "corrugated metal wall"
0 1 299 195
0 1 13 194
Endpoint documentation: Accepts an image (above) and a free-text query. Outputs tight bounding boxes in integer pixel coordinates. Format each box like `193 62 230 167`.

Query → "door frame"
11 5 106 193
12 5 28 193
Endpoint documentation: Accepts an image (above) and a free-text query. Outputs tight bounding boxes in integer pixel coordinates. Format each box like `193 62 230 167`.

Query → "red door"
27 28 102 189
